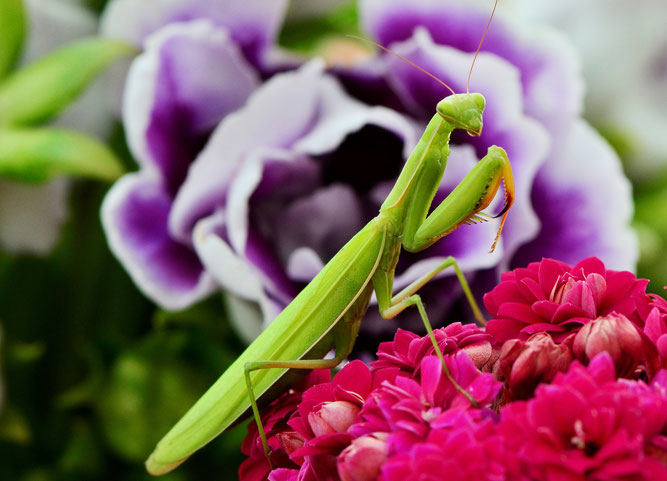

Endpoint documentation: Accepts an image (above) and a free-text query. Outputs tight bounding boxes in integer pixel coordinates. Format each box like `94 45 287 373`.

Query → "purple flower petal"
101 173 216 309
170 61 327 241
101 0 289 65
274 184 367 268
511 121 638 271
123 20 258 193
193 212 284 327
293 75 416 157
360 0 583 134
171 61 415 242
285 248 325 283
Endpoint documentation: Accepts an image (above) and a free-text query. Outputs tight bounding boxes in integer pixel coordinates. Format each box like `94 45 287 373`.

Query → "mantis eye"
472 93 486 111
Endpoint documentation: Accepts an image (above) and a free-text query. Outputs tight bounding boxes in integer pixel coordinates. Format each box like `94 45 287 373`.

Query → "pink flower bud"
308 401 360 437
276 430 304 458
645 307 667 359
497 332 573 401
337 434 388 481
573 313 644 378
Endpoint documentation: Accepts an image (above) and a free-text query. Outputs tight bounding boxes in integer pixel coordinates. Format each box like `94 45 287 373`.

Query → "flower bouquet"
240 258 667 481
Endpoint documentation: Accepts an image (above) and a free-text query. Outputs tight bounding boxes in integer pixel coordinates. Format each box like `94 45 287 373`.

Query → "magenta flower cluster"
239 257 667 481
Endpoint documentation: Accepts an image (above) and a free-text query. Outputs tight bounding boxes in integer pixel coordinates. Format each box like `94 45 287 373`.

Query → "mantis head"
436 93 486 137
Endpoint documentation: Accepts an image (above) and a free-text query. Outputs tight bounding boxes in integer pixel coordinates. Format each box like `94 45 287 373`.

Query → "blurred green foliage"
0 2 128 185
0 133 248 479
0 0 26 77
279 1 360 53
634 172 667 295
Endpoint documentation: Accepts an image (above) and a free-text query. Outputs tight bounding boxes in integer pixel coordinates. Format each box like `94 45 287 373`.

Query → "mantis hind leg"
375 289 479 406
390 256 485 325
244 357 345 466
372 262 483 406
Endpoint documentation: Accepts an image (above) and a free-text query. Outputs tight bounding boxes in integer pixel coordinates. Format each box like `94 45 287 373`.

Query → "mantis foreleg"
372 145 515 404
402 145 515 253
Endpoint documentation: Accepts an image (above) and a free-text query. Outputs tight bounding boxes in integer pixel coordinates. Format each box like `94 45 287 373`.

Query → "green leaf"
0 37 135 126
0 0 26 78
279 0 360 53
0 127 125 182
97 336 210 462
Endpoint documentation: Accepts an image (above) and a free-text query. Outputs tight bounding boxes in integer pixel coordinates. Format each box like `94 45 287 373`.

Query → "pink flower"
240 370 331 481
337 433 388 481
573 313 645 378
351 352 501 453
268 469 299 481
496 332 573 402
309 401 360 437
484 257 649 343
644 294 667 363
380 411 525 481
498 354 667 480
290 361 373 441
286 361 374 481
372 323 498 378
241 258 667 481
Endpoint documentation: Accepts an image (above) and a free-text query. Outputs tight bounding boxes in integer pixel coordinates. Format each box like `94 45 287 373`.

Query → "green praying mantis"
146 2 513 476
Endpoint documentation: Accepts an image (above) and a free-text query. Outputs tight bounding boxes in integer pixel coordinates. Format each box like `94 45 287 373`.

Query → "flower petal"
101 173 216 309
170 60 326 241
123 20 258 192
102 0 289 65
512 121 638 271
192 211 282 324
360 0 583 133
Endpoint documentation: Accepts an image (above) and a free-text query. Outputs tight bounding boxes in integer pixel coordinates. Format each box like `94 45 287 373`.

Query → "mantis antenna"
347 35 456 96
467 0 500 94
350 0 500 97
349 2 509 252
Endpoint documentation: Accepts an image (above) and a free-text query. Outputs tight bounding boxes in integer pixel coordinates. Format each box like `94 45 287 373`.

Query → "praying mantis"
146 2 512 476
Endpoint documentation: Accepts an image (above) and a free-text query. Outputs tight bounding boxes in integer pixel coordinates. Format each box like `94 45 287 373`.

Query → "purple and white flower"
101 17 263 311
101 2 415 315
100 0 293 113
102 0 637 342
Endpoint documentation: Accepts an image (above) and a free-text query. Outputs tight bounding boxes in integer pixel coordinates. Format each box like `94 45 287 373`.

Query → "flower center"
570 419 601 457
549 274 577 303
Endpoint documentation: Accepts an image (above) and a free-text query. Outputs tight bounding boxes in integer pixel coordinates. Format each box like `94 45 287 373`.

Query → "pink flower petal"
497 302 542 324
486 318 528 343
